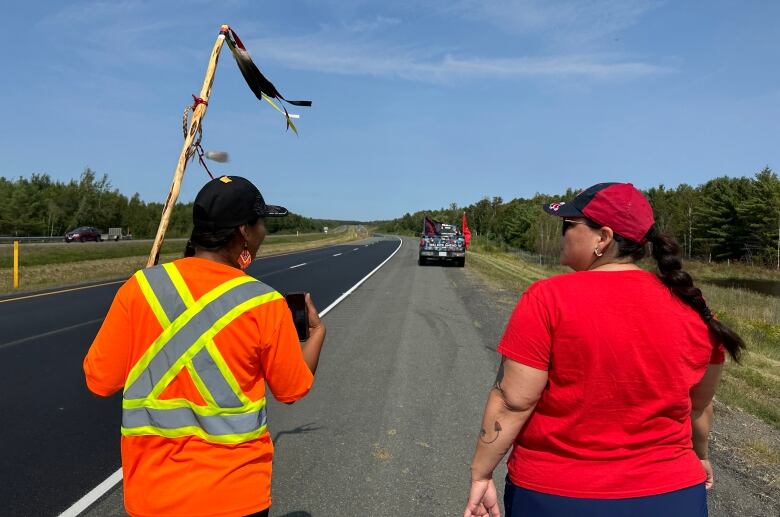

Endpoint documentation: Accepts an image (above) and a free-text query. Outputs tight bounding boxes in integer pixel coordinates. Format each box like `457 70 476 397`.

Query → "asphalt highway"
0 237 401 517
84 236 507 517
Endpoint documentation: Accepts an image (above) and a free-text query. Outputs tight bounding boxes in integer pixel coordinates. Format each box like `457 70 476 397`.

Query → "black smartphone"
284 292 309 341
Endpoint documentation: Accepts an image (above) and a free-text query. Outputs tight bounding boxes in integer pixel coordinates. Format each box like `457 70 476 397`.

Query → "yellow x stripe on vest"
122 263 282 444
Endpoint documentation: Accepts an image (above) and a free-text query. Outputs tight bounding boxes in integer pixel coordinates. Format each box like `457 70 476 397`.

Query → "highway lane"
0 237 401 517
84 236 507 516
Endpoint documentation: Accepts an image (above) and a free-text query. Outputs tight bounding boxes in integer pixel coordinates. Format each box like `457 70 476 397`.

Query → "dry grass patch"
465 248 780 429
0 227 368 294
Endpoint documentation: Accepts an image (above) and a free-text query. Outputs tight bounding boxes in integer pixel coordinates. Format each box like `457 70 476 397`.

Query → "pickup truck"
418 220 466 267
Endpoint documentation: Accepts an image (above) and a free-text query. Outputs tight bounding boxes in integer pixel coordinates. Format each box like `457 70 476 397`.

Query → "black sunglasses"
561 218 601 236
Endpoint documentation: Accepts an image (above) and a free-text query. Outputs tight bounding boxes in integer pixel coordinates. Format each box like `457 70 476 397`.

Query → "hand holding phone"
284 292 309 341
287 293 326 374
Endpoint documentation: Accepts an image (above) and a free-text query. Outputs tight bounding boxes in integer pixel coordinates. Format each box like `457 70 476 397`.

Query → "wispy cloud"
35 2 194 69
34 1 667 82
248 32 670 82
342 15 401 33
448 0 659 46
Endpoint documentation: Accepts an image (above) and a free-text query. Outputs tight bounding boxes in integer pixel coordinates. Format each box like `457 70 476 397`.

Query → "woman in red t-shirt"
464 183 744 517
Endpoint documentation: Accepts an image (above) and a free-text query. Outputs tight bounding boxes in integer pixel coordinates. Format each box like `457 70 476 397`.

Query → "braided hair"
183 215 260 257
612 227 745 362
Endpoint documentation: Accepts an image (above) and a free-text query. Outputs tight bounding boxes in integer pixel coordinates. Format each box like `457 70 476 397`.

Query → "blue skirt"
504 478 707 517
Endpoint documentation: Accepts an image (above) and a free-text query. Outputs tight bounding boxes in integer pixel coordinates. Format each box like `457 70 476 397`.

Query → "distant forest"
0 170 355 238
378 167 780 267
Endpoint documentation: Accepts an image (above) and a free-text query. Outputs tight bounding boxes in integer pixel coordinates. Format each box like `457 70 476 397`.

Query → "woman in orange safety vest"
84 175 326 517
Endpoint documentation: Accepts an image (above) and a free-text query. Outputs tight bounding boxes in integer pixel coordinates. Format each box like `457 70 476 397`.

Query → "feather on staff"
222 26 312 134
146 24 311 267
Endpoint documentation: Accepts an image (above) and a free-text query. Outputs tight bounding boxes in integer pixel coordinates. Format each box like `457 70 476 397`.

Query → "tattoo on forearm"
479 421 503 444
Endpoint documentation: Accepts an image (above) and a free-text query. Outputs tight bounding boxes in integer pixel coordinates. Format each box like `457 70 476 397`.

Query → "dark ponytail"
182 226 241 257
642 227 745 362
182 215 259 257
184 239 197 257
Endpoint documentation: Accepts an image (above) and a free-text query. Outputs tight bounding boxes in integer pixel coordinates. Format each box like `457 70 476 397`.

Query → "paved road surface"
0 237 406 517
4 234 773 517
83 236 505 516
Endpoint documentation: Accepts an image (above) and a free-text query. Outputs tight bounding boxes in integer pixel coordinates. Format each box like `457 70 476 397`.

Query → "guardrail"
0 236 65 244
0 235 136 244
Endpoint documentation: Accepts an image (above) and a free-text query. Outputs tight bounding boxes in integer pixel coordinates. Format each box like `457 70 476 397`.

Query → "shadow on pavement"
272 422 323 445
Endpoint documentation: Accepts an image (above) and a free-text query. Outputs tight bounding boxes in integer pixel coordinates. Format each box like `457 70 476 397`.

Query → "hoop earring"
238 242 253 270
594 247 604 257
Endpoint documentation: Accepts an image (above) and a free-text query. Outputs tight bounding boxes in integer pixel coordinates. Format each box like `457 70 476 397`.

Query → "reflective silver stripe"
124 280 274 399
141 265 187 324
123 406 267 436
191 347 243 408
138 267 244 407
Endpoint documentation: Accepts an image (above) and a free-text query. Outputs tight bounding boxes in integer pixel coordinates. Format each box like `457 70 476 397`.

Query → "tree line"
0 169 352 238
378 167 780 267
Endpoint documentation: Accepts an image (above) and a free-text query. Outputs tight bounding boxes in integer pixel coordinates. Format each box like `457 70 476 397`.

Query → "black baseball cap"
193 175 288 230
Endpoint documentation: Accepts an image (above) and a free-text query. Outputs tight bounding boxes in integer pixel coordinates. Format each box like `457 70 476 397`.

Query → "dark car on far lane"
64 226 101 242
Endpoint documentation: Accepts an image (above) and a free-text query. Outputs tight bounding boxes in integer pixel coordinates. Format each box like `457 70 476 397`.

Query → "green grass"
0 233 337 269
465 247 780 429
0 228 367 294
685 259 780 282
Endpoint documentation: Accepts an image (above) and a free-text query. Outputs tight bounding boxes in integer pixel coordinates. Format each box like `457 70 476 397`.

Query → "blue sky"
2 1 779 220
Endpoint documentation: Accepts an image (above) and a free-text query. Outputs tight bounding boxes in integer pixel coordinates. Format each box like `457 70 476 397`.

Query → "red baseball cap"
543 183 655 243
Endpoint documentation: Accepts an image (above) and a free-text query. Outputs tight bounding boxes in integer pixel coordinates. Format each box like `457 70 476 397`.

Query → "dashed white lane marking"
59 237 404 517
289 263 306 269
1 242 352 305
0 280 125 304
352 248 359 251
332 253 342 257
0 318 104 351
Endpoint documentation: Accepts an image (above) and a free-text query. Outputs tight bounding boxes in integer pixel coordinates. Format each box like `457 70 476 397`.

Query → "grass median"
0 227 368 294
465 244 780 431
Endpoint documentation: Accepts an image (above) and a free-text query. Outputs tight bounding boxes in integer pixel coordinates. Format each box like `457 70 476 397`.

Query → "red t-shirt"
497 269 724 499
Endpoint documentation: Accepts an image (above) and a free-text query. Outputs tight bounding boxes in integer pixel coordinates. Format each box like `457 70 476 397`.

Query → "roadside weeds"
0 227 368 295
466 247 780 431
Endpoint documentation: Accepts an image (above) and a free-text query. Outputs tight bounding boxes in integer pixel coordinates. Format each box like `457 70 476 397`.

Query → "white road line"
289 263 306 269
332 253 342 257
59 237 403 517
352 248 359 251
1 242 353 306
58 469 123 517
0 318 104 351
320 238 403 317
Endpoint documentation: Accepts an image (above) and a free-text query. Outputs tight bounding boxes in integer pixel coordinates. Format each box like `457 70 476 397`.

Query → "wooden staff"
146 25 229 267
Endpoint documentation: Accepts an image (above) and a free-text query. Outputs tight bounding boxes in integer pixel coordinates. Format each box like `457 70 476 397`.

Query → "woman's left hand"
464 478 501 517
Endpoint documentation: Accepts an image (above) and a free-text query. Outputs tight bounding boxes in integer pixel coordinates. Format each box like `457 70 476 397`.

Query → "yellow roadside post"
13 240 19 289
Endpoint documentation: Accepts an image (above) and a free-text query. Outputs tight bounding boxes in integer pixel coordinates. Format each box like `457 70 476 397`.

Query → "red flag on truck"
462 211 471 249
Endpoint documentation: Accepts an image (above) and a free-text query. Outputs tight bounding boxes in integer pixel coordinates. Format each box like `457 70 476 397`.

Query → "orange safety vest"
122 262 281 444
